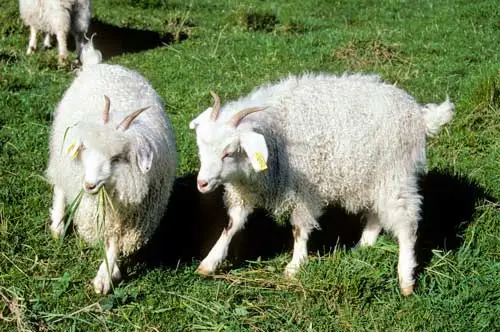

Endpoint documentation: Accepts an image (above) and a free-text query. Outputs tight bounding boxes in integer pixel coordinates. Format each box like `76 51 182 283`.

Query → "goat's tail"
79 34 102 67
422 97 455 136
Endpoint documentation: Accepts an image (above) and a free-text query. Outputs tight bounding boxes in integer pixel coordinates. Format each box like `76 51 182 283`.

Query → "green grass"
1 0 499 330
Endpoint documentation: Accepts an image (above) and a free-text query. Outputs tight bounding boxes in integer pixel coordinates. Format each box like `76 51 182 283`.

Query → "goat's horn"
117 106 151 131
230 106 267 127
103 95 110 124
209 91 221 121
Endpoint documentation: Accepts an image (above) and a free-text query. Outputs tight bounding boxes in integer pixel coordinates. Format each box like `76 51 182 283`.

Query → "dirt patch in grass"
274 21 307 35
234 10 307 35
237 11 279 33
164 16 195 42
332 40 407 69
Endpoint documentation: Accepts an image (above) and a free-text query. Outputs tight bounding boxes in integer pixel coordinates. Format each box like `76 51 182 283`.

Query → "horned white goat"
46 42 177 294
19 0 91 64
189 73 454 296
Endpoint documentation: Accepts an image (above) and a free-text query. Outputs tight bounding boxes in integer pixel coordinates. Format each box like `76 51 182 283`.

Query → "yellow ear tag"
253 151 268 171
67 141 80 159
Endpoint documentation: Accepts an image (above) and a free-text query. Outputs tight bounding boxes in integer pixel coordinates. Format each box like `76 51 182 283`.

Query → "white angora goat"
19 0 91 64
189 73 454 296
46 42 177 294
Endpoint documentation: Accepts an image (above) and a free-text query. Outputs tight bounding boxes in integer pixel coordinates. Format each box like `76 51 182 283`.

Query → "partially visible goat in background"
19 0 91 64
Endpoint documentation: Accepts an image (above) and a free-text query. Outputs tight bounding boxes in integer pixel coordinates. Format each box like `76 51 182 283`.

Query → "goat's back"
236 74 428 212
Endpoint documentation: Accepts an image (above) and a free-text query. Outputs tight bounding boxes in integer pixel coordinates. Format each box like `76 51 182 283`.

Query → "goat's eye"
113 154 129 164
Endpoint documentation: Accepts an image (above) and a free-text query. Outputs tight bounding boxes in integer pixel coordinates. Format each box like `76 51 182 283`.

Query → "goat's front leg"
93 237 121 294
50 186 66 238
26 26 38 55
197 205 253 275
284 204 319 278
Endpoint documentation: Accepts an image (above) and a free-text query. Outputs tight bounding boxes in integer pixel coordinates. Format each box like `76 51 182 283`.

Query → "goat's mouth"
197 179 219 194
83 181 105 194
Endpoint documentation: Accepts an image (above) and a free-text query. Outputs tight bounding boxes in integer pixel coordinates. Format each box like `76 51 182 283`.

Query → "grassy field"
1 0 499 330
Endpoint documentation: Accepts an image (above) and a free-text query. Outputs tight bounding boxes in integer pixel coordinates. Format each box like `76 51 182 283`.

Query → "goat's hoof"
358 237 377 247
112 269 122 283
26 47 35 55
401 285 414 296
93 275 112 295
196 265 214 276
50 229 62 239
358 231 380 247
58 55 68 67
284 266 299 279
50 222 64 239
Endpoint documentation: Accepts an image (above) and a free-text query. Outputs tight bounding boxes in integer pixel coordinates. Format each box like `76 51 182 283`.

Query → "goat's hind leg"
380 190 420 296
396 223 418 296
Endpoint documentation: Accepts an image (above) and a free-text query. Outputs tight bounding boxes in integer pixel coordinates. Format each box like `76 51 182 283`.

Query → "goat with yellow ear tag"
190 74 454 296
46 40 177 295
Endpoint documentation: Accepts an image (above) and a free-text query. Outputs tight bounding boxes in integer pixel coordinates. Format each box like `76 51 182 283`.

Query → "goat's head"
66 95 153 194
189 91 269 193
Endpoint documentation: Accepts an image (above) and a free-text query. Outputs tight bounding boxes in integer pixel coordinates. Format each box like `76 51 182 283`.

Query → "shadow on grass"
85 19 188 60
129 169 492 276
415 169 493 272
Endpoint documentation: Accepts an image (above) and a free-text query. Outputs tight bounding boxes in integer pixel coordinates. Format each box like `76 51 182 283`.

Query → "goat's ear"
136 139 154 174
189 107 213 129
239 132 268 172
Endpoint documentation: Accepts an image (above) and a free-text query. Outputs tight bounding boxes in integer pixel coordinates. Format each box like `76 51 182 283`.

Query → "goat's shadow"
415 169 493 270
129 169 492 276
83 19 188 60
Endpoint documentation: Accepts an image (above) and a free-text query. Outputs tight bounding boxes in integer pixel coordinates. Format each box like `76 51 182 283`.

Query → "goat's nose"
197 179 208 190
84 182 96 191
